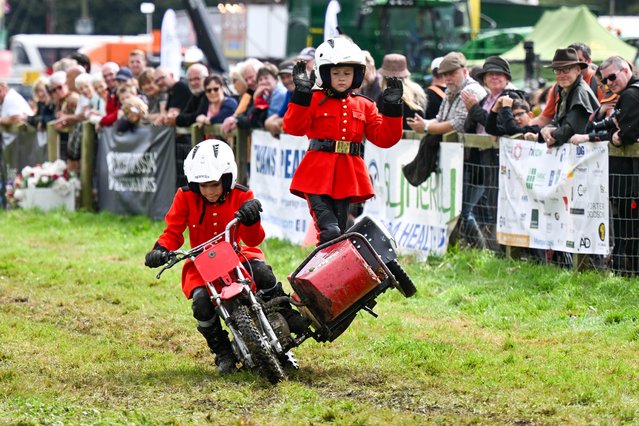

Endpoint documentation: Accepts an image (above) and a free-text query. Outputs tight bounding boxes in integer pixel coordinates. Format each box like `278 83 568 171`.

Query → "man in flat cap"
407 51 486 136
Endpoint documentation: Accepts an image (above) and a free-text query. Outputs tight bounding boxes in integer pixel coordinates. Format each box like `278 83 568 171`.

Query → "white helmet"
184 139 237 193
313 37 366 90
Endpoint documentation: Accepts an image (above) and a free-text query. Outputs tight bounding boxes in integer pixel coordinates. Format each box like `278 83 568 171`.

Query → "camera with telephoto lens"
591 109 620 132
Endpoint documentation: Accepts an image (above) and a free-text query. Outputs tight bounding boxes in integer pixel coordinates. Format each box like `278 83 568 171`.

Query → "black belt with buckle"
308 138 364 157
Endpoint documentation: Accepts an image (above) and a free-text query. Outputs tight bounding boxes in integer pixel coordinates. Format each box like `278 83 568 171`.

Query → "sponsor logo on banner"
514 143 522 160
530 209 539 229
498 138 609 255
526 168 536 189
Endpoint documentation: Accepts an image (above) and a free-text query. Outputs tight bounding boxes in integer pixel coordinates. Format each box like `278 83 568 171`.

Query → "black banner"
97 126 176 220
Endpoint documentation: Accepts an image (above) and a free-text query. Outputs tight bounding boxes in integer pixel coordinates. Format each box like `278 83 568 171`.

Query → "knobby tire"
233 304 287 384
387 259 417 298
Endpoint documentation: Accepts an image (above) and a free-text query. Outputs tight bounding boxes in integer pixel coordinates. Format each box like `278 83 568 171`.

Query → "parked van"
9 34 152 85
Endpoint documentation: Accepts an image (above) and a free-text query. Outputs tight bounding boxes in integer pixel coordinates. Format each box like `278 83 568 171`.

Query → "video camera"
591 109 620 132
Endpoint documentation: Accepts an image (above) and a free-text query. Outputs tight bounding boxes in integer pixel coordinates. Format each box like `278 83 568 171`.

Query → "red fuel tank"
289 238 382 324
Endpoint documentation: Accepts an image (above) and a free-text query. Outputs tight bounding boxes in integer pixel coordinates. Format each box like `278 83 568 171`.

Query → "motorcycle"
156 217 297 384
155 214 416 383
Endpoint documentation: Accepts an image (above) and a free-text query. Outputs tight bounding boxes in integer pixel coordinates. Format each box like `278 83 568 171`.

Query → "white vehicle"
9 34 151 85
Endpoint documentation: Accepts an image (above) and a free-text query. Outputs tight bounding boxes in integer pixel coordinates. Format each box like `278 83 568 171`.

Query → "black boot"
197 325 237 374
260 282 311 335
279 308 311 335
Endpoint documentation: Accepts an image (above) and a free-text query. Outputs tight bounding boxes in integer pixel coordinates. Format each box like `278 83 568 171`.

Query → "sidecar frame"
288 231 398 343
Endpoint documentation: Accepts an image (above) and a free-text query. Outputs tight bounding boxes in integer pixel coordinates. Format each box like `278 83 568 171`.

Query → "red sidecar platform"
288 236 384 326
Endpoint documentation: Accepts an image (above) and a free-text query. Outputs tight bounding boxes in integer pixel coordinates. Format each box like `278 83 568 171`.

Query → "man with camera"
598 56 639 146
581 56 639 275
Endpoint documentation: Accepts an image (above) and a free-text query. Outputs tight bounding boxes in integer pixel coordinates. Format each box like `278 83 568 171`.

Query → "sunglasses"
601 71 621 85
51 85 65 92
205 87 221 94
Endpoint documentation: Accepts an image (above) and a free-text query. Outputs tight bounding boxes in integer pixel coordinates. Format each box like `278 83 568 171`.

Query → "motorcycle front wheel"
387 259 417 298
232 304 287 384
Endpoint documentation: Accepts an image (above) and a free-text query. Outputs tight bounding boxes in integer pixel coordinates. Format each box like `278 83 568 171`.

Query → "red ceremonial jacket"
282 90 402 203
155 185 265 299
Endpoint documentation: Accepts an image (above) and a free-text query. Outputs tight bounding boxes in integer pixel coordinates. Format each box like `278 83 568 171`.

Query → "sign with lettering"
96 126 176 219
250 131 313 244
497 138 609 254
362 139 464 258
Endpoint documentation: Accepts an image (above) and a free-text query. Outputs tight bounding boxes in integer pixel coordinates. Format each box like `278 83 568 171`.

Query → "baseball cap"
431 56 444 73
115 67 133 81
438 52 466 74
298 47 316 61
278 60 295 75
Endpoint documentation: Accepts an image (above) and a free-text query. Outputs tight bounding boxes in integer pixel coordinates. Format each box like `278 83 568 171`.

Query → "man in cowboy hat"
535 47 599 147
532 42 600 128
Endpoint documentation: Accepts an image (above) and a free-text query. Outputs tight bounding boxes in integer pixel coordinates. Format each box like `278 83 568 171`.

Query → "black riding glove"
293 61 316 94
382 77 403 104
236 199 263 226
145 248 168 268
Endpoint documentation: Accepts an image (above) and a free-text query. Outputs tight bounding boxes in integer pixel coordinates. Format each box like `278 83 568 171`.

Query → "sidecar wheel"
232 304 287 384
387 259 417 298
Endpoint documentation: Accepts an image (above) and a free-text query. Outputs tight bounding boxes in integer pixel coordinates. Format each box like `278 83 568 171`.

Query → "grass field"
1 209 639 425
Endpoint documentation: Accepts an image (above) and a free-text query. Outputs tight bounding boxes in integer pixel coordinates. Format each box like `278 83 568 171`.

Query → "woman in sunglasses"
195 74 237 138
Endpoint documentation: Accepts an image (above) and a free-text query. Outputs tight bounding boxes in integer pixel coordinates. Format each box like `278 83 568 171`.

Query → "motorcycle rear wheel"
232 304 287 384
387 259 417 298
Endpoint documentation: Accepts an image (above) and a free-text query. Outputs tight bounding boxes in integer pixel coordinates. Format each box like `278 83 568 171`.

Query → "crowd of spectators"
2 40 639 275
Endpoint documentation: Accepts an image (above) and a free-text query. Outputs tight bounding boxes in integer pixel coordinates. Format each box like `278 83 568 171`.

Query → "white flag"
160 9 182 80
324 0 341 41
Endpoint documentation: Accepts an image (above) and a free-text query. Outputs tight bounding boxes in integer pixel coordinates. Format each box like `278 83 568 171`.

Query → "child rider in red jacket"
144 139 307 374
283 37 404 244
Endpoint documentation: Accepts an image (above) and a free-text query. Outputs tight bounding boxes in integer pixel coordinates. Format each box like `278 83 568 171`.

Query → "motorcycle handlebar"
154 216 241 279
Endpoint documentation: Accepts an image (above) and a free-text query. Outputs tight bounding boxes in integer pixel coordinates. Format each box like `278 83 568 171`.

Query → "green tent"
501 5 637 64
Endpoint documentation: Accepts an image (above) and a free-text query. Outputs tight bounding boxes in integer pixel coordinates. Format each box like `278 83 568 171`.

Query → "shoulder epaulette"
235 183 249 192
352 92 375 103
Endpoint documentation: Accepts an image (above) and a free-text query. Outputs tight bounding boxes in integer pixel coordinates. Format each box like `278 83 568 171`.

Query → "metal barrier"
34 122 639 276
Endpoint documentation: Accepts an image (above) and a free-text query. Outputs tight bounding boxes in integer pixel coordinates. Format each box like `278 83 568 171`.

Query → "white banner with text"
250 132 464 257
362 140 464 258
497 138 609 254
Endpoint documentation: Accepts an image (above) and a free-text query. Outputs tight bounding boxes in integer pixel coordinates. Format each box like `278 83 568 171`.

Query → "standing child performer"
144 139 308 374
283 37 404 244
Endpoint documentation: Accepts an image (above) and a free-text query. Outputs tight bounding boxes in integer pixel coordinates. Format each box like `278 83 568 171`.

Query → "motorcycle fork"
205 280 254 367
246 289 284 354
232 264 284 355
